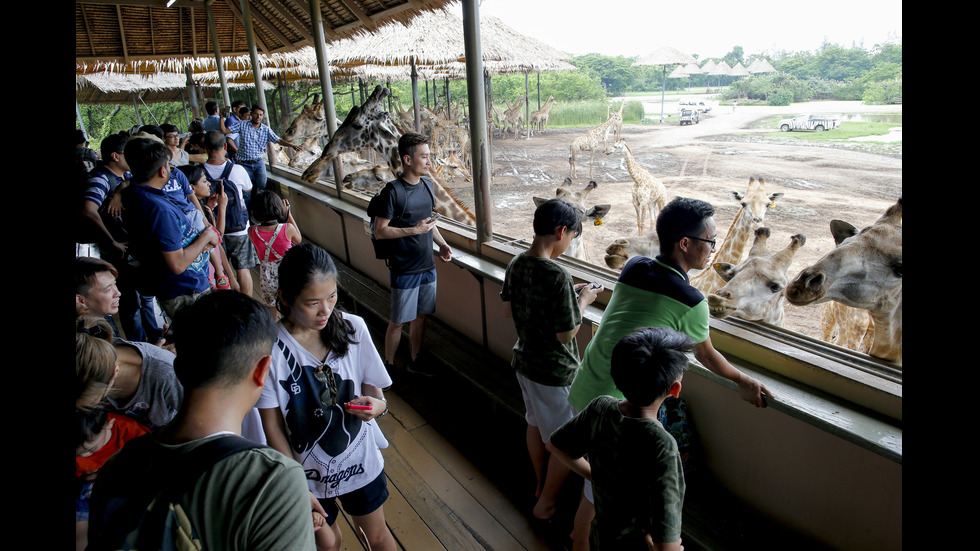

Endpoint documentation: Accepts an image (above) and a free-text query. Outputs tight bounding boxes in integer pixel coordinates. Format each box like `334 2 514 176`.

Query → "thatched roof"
76 0 458 67
633 46 698 67
707 60 732 75
747 58 777 74
729 62 750 77
699 59 717 73
76 71 273 104
325 9 572 74
667 65 689 79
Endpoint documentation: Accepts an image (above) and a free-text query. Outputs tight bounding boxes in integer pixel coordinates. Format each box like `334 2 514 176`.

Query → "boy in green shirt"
549 326 693 551
501 198 603 520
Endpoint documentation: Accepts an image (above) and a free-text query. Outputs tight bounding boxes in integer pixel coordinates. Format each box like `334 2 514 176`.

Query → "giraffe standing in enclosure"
568 112 622 178
603 139 667 236
529 95 556 137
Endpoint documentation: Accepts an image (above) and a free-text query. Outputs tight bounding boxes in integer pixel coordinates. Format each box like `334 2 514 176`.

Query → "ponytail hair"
76 317 117 411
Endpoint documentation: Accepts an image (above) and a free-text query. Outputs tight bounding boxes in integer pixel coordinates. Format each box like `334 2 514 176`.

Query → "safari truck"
679 108 700 125
777 113 841 132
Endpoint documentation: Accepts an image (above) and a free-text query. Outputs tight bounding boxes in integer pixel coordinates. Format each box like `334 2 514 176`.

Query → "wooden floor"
334 391 554 551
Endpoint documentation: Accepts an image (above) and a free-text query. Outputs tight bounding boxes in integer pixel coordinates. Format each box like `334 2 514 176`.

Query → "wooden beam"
115 5 129 63
266 0 315 44
337 0 374 30
148 6 156 55
80 4 97 57
222 0 270 54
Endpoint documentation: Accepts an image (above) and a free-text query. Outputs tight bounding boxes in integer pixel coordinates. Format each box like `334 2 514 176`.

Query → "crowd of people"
76 119 773 551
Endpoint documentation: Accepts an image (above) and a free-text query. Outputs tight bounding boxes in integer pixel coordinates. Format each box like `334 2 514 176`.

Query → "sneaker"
406 358 436 378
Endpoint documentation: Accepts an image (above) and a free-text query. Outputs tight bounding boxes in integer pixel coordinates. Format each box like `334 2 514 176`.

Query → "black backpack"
205 161 249 233
366 177 435 262
88 435 265 551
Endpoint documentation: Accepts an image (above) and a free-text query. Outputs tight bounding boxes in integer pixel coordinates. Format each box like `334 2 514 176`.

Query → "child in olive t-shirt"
548 327 694 551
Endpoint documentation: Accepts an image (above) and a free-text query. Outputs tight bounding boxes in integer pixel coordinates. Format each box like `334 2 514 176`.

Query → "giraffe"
528 95 556 137
611 98 626 141
498 95 526 139
706 228 806 326
603 139 667 236
569 112 622 178
688 177 783 295
786 198 902 363
604 178 782 278
301 85 476 225
533 179 611 262
432 150 472 182
342 165 396 195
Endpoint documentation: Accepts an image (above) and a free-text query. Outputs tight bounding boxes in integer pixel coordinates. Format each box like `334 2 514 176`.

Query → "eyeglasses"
685 235 717 250
313 364 339 407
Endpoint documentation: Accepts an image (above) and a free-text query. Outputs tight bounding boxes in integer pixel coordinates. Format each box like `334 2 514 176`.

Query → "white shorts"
516 371 577 443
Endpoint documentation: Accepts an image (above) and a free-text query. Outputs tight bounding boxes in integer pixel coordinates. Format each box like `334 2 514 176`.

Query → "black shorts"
316 470 389 526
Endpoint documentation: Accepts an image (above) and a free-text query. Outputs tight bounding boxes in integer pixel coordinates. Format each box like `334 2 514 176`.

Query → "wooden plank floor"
334 391 554 551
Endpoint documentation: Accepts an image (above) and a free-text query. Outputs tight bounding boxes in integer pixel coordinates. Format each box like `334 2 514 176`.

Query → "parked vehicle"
679 108 700 125
679 99 712 113
777 114 841 132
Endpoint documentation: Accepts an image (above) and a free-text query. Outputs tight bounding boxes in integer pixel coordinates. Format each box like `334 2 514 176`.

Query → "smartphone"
576 282 602 296
346 402 373 411
210 178 225 195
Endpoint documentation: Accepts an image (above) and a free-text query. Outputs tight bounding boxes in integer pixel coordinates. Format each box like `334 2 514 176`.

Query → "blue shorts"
317 470 389 526
390 269 437 324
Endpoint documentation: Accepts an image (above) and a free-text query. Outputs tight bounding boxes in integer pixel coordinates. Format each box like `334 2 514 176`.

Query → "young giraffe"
301 85 476 225
707 228 806 326
528 95 556 137
568 112 622 179
787 198 902 363
498 95 526 139
688 177 784 295
604 139 667 236
533 179 611 262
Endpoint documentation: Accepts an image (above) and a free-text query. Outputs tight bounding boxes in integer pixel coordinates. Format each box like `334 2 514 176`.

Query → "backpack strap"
90 435 266 550
219 160 234 181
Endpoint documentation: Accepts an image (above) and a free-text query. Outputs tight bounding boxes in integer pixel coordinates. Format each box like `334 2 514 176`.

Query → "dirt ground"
439 99 903 340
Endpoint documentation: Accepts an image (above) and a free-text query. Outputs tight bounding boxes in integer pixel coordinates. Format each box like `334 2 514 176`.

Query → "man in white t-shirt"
203 131 259 299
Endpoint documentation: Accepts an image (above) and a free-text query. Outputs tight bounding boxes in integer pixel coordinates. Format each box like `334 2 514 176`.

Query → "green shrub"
768 89 794 106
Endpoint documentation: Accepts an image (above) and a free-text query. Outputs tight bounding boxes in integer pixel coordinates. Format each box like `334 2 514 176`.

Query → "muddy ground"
438 100 903 340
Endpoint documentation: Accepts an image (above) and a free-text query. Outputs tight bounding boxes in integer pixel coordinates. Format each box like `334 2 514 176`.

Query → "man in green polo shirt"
565 196 772 549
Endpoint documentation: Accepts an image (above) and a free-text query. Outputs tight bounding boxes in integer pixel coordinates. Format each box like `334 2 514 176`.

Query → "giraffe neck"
868 289 902 362
621 145 646 184
714 207 753 265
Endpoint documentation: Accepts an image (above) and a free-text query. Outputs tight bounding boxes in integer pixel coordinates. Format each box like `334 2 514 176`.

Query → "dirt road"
441 100 903 340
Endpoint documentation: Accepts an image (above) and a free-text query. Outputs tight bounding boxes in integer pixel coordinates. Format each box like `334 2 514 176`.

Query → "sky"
451 0 902 60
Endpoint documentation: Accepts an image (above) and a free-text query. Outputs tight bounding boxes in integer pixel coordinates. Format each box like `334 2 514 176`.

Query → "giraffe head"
603 138 627 156
282 96 329 143
707 228 806 325
786 198 902 312
302 85 402 183
734 177 783 225
533 179 612 261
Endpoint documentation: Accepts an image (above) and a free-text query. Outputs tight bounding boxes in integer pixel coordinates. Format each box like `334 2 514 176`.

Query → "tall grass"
548 100 645 128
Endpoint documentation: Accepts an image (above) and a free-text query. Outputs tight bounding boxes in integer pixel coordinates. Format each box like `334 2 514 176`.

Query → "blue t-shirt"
161 167 195 214
202 114 222 133
123 184 210 299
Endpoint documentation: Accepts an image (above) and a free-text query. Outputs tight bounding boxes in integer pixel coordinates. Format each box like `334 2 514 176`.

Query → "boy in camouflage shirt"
500 198 603 520
548 327 692 551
